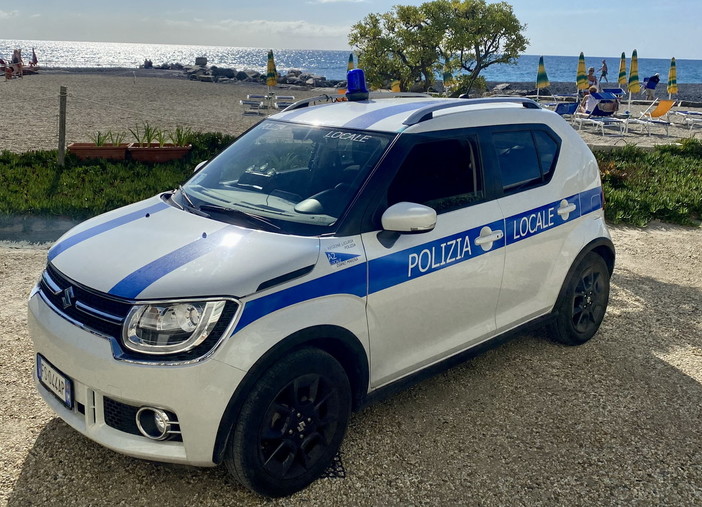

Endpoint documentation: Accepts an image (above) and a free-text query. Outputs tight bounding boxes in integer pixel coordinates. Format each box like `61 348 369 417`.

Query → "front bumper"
28 290 246 466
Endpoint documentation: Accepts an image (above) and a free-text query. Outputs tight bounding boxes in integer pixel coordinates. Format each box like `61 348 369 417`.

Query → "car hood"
47 195 321 300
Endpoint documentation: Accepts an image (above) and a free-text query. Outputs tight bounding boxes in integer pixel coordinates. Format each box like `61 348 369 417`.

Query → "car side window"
387 138 483 214
492 129 559 192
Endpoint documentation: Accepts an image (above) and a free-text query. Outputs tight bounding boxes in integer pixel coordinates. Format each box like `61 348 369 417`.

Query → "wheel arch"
554 236 615 309
211 324 369 464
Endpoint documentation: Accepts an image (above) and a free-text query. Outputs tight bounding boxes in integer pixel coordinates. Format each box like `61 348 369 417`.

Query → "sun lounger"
574 92 626 135
674 110 702 131
602 88 626 98
627 99 677 136
554 102 578 123
243 93 296 114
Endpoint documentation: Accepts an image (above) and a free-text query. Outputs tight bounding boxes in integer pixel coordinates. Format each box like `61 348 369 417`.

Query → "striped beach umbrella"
667 57 678 98
536 56 549 100
628 49 640 94
618 52 627 88
576 52 588 92
627 49 640 109
347 53 354 72
266 50 277 88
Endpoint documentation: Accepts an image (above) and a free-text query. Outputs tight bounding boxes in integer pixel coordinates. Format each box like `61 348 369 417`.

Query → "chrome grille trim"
42 270 63 295
75 301 124 324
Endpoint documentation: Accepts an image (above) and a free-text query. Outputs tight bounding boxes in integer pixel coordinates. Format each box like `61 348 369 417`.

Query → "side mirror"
381 202 436 233
193 160 208 173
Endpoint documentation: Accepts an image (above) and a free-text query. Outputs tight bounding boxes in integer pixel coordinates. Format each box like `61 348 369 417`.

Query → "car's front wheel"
224 347 351 497
550 252 610 345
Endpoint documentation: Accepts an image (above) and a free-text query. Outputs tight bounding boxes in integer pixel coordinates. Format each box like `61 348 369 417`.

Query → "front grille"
40 264 131 339
103 397 141 435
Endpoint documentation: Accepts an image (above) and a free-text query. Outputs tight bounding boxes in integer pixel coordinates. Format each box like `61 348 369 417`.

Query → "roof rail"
281 90 433 112
281 94 337 112
402 97 541 126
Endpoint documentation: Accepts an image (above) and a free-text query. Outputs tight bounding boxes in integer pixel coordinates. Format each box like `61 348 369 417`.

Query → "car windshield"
182 120 392 235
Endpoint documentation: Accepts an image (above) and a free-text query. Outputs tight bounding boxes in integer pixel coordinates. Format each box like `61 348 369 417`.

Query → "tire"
224 348 351 497
550 252 610 346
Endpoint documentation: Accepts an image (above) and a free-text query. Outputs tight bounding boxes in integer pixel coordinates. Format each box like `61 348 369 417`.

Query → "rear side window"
387 138 483 213
492 129 559 192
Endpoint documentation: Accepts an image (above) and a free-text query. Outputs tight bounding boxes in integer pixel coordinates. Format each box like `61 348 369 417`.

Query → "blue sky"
1 0 699 59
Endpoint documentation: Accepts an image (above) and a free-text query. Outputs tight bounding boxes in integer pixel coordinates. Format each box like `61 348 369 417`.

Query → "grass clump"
1 134 700 227
0 132 235 219
596 139 702 226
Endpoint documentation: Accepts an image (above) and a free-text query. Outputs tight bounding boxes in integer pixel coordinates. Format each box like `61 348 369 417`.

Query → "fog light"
136 407 173 440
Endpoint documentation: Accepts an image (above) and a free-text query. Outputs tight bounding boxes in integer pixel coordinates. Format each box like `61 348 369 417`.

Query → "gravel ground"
1 223 701 506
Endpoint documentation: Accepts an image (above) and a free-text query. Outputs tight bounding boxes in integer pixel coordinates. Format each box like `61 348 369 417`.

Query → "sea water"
2 39 701 84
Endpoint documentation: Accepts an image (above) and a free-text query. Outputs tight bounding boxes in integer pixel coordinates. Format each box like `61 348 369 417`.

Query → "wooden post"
58 86 67 166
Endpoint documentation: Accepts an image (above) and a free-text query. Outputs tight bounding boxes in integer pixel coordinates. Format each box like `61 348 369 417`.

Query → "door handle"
475 229 504 246
557 203 577 216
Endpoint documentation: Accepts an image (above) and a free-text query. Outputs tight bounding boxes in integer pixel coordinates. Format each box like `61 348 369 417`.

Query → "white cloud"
0 10 19 19
212 18 348 39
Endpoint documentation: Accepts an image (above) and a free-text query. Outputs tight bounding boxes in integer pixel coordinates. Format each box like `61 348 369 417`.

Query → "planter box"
127 143 192 163
67 143 128 161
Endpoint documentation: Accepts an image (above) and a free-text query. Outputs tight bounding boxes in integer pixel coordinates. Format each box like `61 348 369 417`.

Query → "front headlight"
123 300 227 355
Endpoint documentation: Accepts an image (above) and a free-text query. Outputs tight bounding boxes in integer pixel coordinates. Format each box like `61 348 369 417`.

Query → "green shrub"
596 139 702 226
2 135 700 227
0 132 236 219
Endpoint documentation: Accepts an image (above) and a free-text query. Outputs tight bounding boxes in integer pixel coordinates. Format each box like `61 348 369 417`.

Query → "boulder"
211 66 236 79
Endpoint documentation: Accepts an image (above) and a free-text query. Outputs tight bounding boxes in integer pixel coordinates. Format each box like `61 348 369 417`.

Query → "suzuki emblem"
61 286 75 309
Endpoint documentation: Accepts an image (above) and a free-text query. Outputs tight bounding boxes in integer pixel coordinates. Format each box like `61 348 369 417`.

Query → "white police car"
29 71 614 497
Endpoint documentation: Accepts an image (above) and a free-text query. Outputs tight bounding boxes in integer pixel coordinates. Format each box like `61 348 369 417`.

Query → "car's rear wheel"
550 252 610 345
224 347 351 497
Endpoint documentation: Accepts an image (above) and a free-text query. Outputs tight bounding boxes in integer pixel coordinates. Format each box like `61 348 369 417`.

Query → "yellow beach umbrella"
536 55 549 100
347 53 354 72
667 57 678 98
628 49 640 94
618 52 627 88
266 50 277 88
576 52 588 92
627 49 640 109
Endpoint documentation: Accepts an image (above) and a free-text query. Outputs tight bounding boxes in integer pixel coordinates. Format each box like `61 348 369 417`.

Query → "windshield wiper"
198 204 281 231
176 186 209 217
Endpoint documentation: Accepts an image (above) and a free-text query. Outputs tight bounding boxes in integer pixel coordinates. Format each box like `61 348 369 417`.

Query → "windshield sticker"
323 131 374 143
260 122 287 130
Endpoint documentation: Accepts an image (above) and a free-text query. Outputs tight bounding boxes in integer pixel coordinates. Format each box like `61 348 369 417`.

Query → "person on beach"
587 67 598 89
579 86 600 113
7 49 23 79
599 59 608 82
642 73 660 100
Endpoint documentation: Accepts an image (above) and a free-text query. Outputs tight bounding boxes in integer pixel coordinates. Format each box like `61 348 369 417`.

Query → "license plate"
37 354 73 409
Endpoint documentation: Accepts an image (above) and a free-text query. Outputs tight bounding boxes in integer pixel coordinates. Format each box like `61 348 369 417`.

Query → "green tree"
349 5 444 92
348 0 528 95
440 0 528 95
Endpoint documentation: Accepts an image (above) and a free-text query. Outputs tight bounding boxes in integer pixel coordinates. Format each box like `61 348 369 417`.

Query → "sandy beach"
2 69 701 154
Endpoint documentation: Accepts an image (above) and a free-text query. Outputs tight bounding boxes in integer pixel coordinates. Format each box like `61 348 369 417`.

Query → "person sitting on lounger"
579 86 599 113
587 67 598 89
